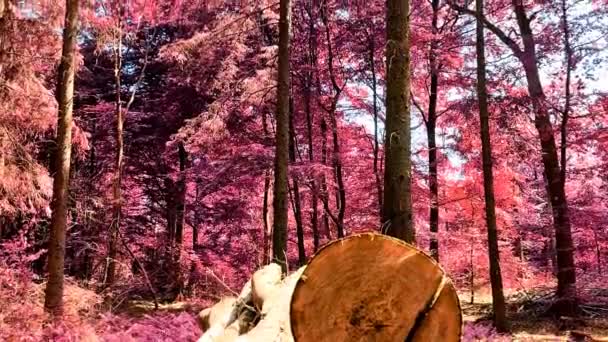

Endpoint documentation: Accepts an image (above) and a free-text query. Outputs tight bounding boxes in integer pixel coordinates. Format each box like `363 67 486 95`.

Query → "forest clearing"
1 0 607 340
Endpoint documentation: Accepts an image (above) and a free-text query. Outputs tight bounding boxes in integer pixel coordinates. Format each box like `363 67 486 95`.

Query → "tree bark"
262 171 271 265
427 0 440 261
44 0 79 314
105 15 123 287
304 1 319 251
175 142 187 246
560 0 572 187
448 0 578 311
475 0 508 331
320 120 331 241
511 0 576 308
320 5 345 238
288 100 306 266
272 0 291 273
383 0 414 243
369 36 383 223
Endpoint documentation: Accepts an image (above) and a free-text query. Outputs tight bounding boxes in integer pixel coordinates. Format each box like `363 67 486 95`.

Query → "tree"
44 0 80 314
383 0 414 243
272 0 291 273
474 0 508 331
289 98 306 265
449 0 578 311
104 7 124 287
426 0 440 260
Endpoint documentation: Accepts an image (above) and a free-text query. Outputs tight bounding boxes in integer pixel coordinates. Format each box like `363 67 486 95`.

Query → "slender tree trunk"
304 0 320 251
475 0 508 330
262 170 271 264
383 0 414 243
165 177 176 242
44 0 79 314
512 0 576 308
369 37 383 222
320 120 331 241
469 238 475 305
272 0 291 273
329 103 345 238
427 0 440 261
560 0 572 186
289 99 306 265
105 17 123 287
175 142 187 246
448 0 577 310
173 143 187 293
193 211 199 249
320 5 345 238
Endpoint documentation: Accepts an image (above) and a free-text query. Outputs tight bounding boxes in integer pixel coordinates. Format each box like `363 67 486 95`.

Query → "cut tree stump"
290 233 462 341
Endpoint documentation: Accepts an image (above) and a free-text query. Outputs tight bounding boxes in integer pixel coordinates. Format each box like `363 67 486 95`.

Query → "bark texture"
44 0 79 314
272 0 291 273
475 0 508 330
383 0 414 243
427 0 440 261
105 16 123 286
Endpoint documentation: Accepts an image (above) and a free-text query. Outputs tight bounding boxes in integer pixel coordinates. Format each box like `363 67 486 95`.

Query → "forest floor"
461 287 608 341
117 287 608 341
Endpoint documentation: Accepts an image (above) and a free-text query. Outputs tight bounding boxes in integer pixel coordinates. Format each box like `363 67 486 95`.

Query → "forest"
1 0 607 340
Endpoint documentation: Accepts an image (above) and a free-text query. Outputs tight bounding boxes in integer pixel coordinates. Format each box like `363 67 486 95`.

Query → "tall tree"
319 2 346 238
303 0 320 252
44 0 79 314
559 0 572 187
367 29 383 222
475 0 508 331
272 0 291 273
105 10 123 287
289 98 306 265
427 0 440 260
450 0 577 311
383 0 414 243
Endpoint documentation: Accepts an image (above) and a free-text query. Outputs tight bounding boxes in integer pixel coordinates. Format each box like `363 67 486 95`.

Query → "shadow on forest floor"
461 287 608 341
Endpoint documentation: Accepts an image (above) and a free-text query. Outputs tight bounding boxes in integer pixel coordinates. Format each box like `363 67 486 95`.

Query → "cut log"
197 281 253 342
236 266 305 342
251 263 283 311
290 233 462 341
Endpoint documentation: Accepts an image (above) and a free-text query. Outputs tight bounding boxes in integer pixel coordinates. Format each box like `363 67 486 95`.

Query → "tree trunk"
448 0 578 310
329 105 345 238
427 0 440 261
469 238 475 305
262 171 271 265
44 0 79 314
475 0 508 331
165 177 176 243
560 0 572 186
369 38 383 223
175 142 187 246
272 0 291 273
173 143 187 293
512 0 576 308
304 4 319 251
383 0 414 243
288 102 306 266
105 16 123 287
320 120 331 241
320 5 345 238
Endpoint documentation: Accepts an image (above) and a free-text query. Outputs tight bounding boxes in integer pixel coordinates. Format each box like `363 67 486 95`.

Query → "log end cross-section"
290 233 462 341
